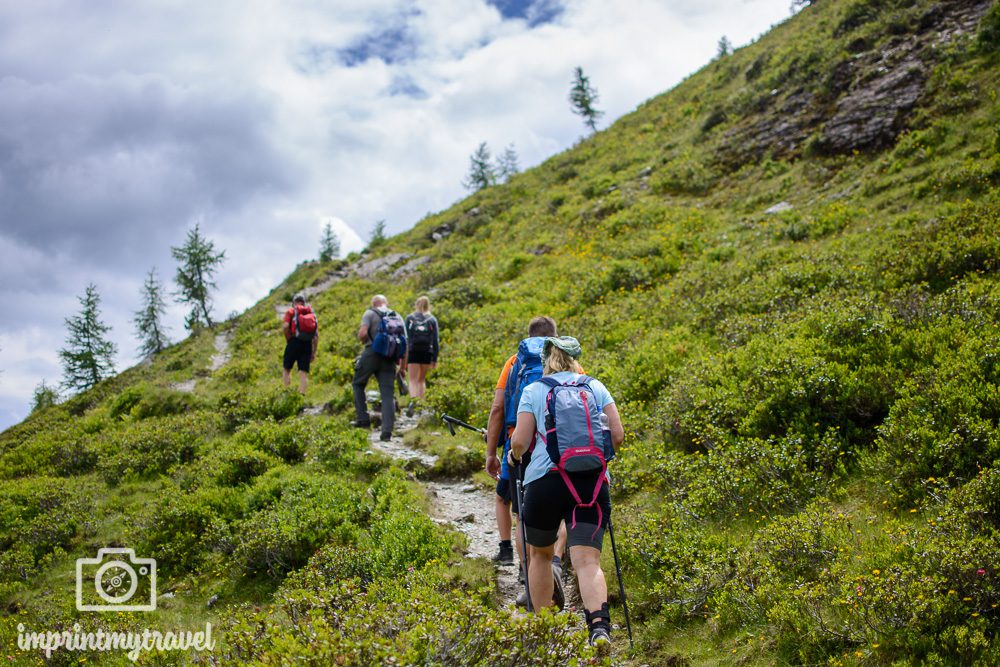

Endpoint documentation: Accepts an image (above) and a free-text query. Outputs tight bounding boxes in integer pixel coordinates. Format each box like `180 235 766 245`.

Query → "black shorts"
283 338 312 372
407 347 435 365
494 475 520 514
521 470 610 550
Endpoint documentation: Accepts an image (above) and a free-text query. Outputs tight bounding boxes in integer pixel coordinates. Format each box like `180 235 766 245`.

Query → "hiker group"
281 292 438 440
282 296 623 652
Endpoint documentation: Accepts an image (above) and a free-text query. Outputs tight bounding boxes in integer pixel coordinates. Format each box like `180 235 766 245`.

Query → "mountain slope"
3 0 1000 664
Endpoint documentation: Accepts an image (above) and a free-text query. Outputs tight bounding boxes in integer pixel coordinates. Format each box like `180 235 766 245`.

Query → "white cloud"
0 0 796 429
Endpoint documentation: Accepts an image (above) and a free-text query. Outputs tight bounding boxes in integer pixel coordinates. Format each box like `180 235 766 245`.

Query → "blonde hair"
415 295 431 313
543 347 582 375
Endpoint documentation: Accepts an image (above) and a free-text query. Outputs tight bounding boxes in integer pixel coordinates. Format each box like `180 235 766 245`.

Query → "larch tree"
59 283 117 393
319 222 341 262
569 66 604 133
31 380 60 413
496 143 520 183
171 224 226 329
462 142 497 191
134 267 171 356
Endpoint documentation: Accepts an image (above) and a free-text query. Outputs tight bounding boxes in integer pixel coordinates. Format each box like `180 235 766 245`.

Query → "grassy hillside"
4 0 1000 664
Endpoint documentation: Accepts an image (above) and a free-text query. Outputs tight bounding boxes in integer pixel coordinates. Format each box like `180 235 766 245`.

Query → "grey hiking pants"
352 346 396 437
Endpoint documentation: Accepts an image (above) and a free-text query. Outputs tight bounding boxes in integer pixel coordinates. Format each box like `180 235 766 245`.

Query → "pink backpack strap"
557 459 607 540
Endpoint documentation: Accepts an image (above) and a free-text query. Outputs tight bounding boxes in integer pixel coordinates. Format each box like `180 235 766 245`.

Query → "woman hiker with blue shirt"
508 336 624 653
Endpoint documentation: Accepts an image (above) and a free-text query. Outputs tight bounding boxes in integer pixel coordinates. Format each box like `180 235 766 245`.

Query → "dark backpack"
292 305 318 341
408 314 436 353
371 309 407 360
537 375 615 535
503 337 546 429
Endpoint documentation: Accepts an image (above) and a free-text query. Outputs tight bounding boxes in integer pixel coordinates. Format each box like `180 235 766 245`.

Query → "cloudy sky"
0 0 796 430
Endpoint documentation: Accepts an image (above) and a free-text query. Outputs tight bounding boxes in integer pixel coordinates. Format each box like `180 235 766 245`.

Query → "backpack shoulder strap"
537 376 561 389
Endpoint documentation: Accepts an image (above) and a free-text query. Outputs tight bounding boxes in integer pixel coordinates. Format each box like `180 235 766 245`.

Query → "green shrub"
978 2 1000 53
231 473 370 577
651 151 717 196
225 567 601 665
218 387 305 430
96 412 218 484
131 484 242 573
867 332 1000 505
0 477 91 580
210 441 282 486
233 418 354 465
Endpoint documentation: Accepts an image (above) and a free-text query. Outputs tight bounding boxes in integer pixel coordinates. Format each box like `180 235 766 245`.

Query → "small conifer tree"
319 222 341 262
134 268 170 357
369 220 387 247
59 284 117 392
496 143 520 182
462 142 497 191
717 35 732 58
171 224 226 329
569 66 604 133
31 380 59 413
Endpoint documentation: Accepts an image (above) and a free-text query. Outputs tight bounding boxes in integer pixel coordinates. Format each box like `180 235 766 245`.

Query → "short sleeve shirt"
360 308 384 346
517 372 615 486
495 355 517 390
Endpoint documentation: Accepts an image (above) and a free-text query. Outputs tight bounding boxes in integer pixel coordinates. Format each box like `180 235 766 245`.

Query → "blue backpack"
537 375 615 535
499 337 546 479
503 337 546 428
371 309 407 361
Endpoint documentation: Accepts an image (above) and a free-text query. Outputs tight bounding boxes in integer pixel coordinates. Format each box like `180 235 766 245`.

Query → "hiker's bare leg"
282 368 291 388
528 543 556 611
407 363 418 397
407 363 428 399
298 371 308 395
569 545 607 613
554 522 568 561
496 495 512 541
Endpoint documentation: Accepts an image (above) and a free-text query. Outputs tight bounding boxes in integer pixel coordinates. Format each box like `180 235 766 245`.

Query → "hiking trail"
171 329 232 393
365 410 523 606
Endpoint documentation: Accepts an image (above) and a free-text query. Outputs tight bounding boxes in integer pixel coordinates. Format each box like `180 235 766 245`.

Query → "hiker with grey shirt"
351 294 406 441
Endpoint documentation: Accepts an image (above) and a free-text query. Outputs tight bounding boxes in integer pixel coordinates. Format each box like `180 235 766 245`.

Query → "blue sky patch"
387 74 429 99
487 0 563 27
338 18 420 67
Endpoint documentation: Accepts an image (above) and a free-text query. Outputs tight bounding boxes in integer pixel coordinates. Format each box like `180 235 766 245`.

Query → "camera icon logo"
76 548 157 612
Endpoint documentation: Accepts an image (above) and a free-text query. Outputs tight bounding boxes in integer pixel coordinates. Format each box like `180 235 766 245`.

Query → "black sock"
500 540 512 549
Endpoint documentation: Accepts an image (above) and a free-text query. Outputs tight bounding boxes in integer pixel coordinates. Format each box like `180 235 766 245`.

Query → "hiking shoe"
379 432 392 442
491 543 514 565
406 401 416 418
515 589 529 608
588 626 611 655
350 419 371 429
552 563 565 610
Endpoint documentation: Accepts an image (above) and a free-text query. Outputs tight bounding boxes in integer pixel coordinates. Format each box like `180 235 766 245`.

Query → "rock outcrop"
715 0 992 168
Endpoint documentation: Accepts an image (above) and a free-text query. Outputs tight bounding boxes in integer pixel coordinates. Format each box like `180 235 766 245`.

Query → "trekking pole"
515 459 532 612
440 413 487 436
606 516 634 649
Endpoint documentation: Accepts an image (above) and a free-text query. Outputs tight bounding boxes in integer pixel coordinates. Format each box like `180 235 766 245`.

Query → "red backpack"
292 305 318 340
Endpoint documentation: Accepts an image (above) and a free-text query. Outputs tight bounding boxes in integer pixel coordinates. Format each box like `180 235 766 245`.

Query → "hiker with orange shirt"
484 315 567 608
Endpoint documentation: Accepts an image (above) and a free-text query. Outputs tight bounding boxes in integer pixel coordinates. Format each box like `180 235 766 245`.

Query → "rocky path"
171 329 233 393
365 410 521 606
209 331 232 371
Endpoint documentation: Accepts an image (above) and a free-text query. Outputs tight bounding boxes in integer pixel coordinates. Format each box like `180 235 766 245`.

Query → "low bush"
218 387 305 430
95 413 218 484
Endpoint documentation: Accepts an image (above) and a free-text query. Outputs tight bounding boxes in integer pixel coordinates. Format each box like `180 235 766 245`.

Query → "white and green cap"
542 336 582 361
